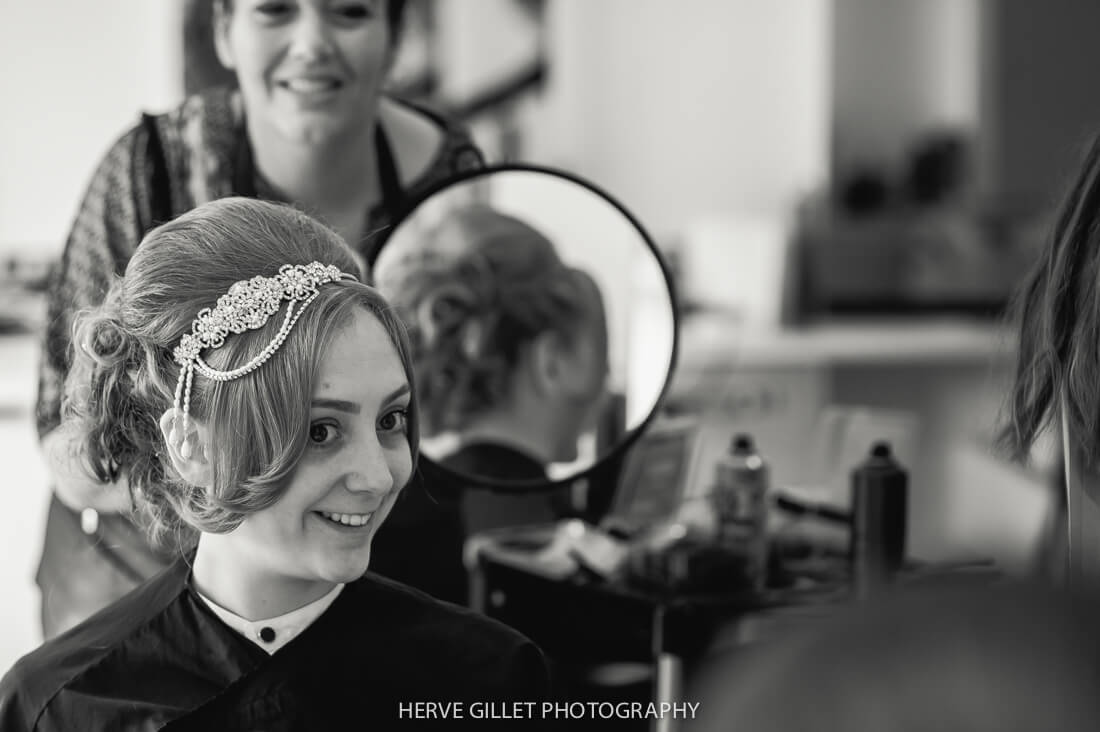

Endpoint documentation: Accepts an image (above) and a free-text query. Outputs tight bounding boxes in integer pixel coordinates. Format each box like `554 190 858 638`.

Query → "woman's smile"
317 510 373 527
308 496 391 541
275 76 346 106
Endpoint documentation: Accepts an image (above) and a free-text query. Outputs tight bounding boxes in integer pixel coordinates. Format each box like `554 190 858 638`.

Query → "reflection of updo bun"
385 205 592 434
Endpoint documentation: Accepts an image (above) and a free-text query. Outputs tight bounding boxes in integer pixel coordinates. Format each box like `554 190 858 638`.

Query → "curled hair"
383 205 598 434
65 198 418 554
999 134 1100 465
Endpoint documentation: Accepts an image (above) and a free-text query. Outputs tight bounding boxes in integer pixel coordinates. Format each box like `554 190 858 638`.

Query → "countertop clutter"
665 310 1046 577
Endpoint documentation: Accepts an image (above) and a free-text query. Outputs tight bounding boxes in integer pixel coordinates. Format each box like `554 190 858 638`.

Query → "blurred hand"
41 422 132 515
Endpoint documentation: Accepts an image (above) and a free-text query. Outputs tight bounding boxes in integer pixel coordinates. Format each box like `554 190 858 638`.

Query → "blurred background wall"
831 0 981 183
0 1 184 256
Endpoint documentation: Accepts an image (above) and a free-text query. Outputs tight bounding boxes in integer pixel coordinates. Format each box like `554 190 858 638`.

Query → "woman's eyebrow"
312 398 360 414
312 385 408 414
382 383 411 405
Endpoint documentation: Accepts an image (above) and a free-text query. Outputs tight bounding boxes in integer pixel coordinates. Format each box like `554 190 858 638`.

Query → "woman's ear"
531 329 604 402
528 331 567 397
158 409 213 487
212 1 237 71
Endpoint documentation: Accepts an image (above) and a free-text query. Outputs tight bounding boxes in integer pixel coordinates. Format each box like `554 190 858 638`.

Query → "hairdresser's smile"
217 0 394 145
274 72 346 105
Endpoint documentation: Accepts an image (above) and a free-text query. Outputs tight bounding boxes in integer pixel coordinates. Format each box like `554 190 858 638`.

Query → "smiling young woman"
1 198 548 730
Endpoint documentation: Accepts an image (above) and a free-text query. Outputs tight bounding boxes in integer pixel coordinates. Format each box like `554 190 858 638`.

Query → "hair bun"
79 311 136 368
411 276 483 344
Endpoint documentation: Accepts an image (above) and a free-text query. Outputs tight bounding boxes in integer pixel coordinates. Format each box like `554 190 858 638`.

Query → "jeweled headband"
170 262 356 458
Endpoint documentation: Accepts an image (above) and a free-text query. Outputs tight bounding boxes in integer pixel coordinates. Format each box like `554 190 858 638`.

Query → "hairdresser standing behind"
35 0 483 639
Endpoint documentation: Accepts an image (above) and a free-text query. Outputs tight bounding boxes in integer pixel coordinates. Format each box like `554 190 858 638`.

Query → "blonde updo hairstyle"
65 197 419 554
383 205 596 435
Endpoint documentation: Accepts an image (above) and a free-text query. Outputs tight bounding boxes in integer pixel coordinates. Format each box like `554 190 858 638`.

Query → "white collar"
197 583 345 654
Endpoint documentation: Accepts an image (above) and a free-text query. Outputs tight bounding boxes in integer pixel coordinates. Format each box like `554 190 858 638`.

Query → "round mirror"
369 164 678 489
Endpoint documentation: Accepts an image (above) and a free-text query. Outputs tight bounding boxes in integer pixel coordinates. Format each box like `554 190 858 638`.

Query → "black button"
259 626 276 643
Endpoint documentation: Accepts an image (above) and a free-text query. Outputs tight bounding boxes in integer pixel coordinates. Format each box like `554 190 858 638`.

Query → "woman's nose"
344 440 395 496
288 10 335 63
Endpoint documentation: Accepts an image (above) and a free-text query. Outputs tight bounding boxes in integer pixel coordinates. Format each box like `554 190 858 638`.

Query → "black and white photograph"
3 1 1100 729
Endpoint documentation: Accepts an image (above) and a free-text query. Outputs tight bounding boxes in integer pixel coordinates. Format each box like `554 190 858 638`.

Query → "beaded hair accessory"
170 262 355 458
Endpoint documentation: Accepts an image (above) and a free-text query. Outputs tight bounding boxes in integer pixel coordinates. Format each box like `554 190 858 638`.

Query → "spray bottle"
849 441 908 598
712 433 770 590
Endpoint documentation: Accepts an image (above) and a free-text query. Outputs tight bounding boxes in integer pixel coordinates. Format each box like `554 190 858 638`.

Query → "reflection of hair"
999 135 1100 464
218 0 408 45
385 205 597 434
65 198 418 553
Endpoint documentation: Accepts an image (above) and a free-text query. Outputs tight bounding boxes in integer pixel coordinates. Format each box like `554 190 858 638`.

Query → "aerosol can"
712 434 770 590
849 441 908 598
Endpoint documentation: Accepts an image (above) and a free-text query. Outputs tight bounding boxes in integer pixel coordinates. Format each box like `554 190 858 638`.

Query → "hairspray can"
713 434 770 590
849 441 908 597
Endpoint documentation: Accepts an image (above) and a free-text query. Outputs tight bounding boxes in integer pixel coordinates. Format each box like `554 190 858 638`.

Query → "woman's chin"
322 551 373 584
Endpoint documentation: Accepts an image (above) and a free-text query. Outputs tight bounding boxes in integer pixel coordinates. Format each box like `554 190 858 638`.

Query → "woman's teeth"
319 511 371 527
282 79 339 92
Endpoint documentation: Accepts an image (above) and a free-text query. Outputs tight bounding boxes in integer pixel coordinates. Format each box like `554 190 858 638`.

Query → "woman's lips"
279 78 342 93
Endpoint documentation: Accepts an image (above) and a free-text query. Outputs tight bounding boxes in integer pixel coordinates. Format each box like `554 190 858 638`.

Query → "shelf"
679 313 1016 369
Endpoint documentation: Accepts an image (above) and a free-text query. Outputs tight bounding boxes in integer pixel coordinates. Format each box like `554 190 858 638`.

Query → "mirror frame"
367 163 681 492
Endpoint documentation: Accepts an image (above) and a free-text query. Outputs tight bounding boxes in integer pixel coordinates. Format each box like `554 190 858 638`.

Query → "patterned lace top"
36 86 484 438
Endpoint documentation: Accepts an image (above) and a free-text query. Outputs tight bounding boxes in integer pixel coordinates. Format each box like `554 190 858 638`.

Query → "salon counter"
666 313 1048 575
471 536 1000 732
471 547 845 732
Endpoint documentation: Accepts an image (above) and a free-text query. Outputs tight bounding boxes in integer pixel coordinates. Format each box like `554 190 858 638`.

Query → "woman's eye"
309 422 340 446
332 3 373 21
378 408 408 434
253 1 295 21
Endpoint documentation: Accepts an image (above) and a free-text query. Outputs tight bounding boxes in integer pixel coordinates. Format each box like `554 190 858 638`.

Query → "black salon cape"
0 557 550 730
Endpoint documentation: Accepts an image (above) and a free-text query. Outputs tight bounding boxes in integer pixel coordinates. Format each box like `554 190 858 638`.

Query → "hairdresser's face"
234 309 412 584
216 0 394 146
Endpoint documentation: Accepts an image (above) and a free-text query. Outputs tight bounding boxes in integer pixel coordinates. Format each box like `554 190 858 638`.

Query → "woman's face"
565 308 610 410
216 0 394 146
569 274 611 406
550 277 611 460
226 308 413 585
